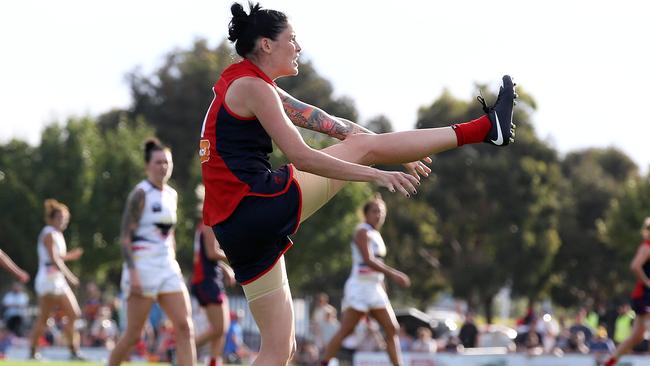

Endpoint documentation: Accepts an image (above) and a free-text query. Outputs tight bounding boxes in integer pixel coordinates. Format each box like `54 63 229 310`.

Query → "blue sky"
1 0 648 171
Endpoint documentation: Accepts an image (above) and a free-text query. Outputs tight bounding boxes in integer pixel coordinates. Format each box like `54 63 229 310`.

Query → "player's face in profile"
53 210 70 231
365 202 386 229
271 23 301 77
147 149 173 183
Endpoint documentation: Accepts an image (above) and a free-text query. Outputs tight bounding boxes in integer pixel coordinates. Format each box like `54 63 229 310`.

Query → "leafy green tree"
415 87 563 321
550 148 638 306
0 117 155 289
380 193 446 308
598 173 650 300
127 39 233 185
364 115 394 134
0 140 41 277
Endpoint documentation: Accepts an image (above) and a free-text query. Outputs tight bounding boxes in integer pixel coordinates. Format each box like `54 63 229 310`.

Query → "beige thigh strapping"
292 166 344 223
243 256 289 302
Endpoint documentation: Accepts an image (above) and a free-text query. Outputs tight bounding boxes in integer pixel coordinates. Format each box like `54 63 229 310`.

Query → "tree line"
1 39 649 322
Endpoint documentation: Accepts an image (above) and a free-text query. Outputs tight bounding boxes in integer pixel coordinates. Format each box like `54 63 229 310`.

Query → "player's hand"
373 169 420 197
16 269 30 283
66 248 84 261
391 271 411 288
402 157 432 179
224 267 236 287
67 274 80 288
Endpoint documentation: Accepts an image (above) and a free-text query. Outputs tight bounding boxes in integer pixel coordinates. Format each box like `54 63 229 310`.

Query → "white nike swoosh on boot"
490 112 504 145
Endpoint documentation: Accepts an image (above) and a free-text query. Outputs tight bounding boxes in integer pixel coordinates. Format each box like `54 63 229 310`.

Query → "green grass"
0 362 242 366
0 362 169 366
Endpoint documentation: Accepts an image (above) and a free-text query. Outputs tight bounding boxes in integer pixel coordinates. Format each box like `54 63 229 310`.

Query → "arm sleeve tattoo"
278 88 373 140
119 188 145 269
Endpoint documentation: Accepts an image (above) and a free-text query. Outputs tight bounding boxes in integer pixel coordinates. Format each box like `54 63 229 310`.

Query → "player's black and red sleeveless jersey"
199 59 293 226
631 240 650 299
191 222 223 285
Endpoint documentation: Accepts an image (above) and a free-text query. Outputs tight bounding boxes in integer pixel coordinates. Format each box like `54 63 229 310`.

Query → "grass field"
0 362 243 366
0 363 167 366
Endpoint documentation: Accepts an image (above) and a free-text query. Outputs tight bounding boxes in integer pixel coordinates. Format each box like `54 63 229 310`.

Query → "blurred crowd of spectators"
293 294 642 366
0 281 249 362
0 283 645 365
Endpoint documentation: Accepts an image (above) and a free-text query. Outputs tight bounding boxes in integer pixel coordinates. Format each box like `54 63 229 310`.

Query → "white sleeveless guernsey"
130 180 178 262
35 225 70 296
341 222 391 312
121 180 185 298
349 222 387 283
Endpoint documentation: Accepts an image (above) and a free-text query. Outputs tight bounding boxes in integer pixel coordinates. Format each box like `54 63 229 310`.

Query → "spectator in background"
522 327 544 356
410 327 437 353
569 308 594 345
316 308 339 353
0 321 14 359
590 326 615 363
566 330 590 354
397 327 413 352
81 282 103 346
156 319 177 363
355 318 386 353
83 282 102 324
586 305 600 331
458 312 479 348
224 309 250 364
536 313 561 354
613 303 634 345
311 293 336 347
294 338 320 366
89 305 119 349
2 282 29 337
312 293 336 324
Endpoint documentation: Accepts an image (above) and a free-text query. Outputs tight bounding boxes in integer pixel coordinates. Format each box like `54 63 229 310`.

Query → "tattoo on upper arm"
280 93 369 140
120 188 145 268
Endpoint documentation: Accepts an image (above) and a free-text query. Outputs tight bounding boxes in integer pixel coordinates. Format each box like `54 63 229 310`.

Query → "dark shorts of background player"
192 279 226 306
212 180 302 285
631 290 650 315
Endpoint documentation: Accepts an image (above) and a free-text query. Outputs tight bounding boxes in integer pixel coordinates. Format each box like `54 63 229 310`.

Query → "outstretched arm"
0 249 30 283
276 87 372 140
235 78 418 196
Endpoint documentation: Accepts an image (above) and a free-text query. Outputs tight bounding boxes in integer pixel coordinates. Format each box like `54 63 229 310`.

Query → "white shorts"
35 269 70 297
341 278 390 312
121 258 186 298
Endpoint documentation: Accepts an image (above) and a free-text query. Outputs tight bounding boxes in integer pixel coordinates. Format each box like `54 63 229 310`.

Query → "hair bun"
227 2 286 57
44 198 59 211
144 137 161 152
228 3 250 42
231 2 247 18
43 198 68 222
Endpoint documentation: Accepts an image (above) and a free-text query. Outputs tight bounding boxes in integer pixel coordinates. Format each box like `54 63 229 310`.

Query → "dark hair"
228 2 288 58
144 137 166 163
363 193 385 214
